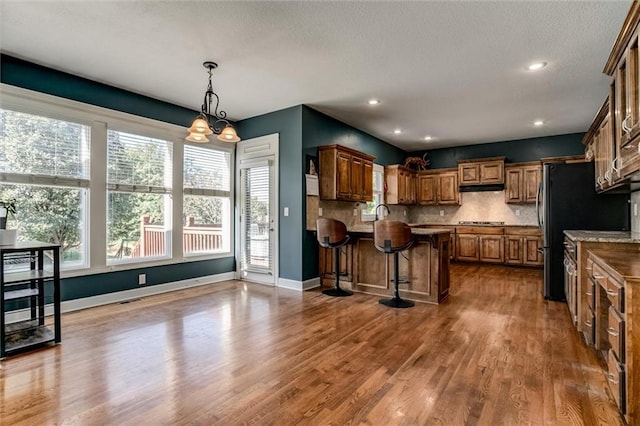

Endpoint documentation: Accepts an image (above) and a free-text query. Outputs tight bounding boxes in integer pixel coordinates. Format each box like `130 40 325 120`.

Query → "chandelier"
186 61 240 143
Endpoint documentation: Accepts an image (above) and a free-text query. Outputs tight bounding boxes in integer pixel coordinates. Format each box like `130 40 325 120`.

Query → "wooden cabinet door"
504 236 523 265
455 234 479 261
318 245 352 282
505 168 523 203
522 166 541 203
480 162 504 184
459 163 480 185
350 156 364 201
523 237 543 266
336 151 351 199
406 171 416 204
417 174 437 205
479 235 504 263
362 160 373 202
438 171 460 205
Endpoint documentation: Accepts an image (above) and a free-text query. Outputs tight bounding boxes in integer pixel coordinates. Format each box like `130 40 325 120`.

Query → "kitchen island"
313 224 451 304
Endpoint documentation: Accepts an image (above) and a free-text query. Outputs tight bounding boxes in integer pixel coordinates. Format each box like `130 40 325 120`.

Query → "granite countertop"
588 249 640 280
563 230 640 243
308 224 450 236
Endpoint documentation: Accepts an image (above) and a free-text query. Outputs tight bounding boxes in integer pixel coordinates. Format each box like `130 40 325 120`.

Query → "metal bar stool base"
323 287 353 297
379 297 414 308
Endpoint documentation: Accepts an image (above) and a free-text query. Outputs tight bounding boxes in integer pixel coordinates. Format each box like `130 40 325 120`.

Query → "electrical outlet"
353 208 358 216
318 207 323 216
440 210 444 216
284 207 289 217
138 273 146 285
403 209 407 217
515 209 521 216
634 202 638 217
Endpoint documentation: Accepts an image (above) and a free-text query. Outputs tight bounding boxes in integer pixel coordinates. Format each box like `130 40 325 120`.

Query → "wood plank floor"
0 264 625 425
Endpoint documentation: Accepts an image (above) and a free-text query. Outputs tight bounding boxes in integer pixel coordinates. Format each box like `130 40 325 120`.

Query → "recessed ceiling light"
368 99 380 105
527 61 547 71
534 120 544 126
424 136 432 141
393 129 402 135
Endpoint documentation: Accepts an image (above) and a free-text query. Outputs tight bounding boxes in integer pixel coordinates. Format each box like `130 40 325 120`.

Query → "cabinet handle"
622 114 632 134
606 327 620 337
593 273 605 280
584 319 592 327
585 266 593 271
563 258 569 268
585 291 593 297
611 157 622 177
606 373 620 385
606 288 619 297
605 169 613 183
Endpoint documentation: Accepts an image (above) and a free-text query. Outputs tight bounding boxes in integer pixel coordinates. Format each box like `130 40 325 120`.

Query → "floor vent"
119 298 142 304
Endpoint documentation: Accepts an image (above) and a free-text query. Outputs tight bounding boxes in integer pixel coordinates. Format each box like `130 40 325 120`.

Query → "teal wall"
300 106 406 280
1 54 235 303
236 106 304 281
416 133 585 169
237 106 405 282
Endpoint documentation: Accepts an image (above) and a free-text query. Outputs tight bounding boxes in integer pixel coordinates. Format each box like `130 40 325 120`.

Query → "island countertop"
307 224 451 236
563 230 640 243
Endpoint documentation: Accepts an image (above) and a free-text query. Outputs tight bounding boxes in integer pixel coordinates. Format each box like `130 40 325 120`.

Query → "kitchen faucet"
375 204 390 221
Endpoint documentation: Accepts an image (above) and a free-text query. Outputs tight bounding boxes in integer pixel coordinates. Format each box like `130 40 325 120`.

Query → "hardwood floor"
0 264 625 425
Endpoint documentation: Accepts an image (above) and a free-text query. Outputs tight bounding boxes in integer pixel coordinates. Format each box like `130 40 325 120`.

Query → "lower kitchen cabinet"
479 235 504 263
455 233 480 261
586 250 640 425
318 244 353 287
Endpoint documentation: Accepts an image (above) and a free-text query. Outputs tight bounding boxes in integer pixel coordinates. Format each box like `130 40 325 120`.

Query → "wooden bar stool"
374 220 414 308
316 218 352 297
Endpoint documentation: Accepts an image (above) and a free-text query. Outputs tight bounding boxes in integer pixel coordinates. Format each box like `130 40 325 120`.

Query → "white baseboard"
277 276 321 291
4 272 236 324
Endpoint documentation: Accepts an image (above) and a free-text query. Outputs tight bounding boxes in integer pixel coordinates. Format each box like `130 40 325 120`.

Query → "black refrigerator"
537 162 630 301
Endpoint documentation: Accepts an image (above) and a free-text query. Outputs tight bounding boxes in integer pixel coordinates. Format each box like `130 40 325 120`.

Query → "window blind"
184 145 231 196
0 109 90 180
107 130 172 193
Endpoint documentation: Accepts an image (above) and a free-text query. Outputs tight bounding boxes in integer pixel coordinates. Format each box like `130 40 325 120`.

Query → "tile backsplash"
307 190 538 229
409 191 537 225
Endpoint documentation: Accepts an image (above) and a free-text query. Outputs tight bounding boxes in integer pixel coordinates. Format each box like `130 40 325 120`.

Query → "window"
183 145 232 255
362 164 385 221
107 130 172 262
0 109 90 269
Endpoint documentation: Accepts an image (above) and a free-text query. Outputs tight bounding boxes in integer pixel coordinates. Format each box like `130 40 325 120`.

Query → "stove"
458 221 505 225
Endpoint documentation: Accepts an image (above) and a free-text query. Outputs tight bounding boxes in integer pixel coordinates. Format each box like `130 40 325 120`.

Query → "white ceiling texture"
0 1 632 151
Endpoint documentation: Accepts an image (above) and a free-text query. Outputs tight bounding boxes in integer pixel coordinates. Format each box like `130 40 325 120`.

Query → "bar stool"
316 218 352 297
374 220 414 308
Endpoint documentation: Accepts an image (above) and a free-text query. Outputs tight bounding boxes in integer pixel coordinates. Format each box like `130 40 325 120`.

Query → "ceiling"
0 1 632 151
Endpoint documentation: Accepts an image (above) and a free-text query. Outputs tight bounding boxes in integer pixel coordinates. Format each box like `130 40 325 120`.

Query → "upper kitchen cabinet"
458 157 505 186
583 100 616 192
385 165 416 205
417 168 460 206
596 1 640 189
318 145 375 202
504 162 541 204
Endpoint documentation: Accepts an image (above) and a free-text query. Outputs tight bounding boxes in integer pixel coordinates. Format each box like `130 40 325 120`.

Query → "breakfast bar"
315 224 451 304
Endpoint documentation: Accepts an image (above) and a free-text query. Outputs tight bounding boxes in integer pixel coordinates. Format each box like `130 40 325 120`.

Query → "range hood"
459 183 505 192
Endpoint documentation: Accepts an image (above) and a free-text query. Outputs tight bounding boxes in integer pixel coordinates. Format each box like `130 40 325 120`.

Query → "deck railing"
124 216 223 258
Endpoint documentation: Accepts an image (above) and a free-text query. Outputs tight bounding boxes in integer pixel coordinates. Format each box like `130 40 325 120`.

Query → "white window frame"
183 144 233 257
0 84 235 278
361 163 385 222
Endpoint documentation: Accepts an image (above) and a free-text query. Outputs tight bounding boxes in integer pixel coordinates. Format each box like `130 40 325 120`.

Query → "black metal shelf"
1 242 61 358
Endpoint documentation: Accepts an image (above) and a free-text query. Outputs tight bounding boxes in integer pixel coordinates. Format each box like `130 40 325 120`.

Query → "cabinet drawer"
605 278 625 313
607 306 625 363
606 349 626 414
584 310 595 346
